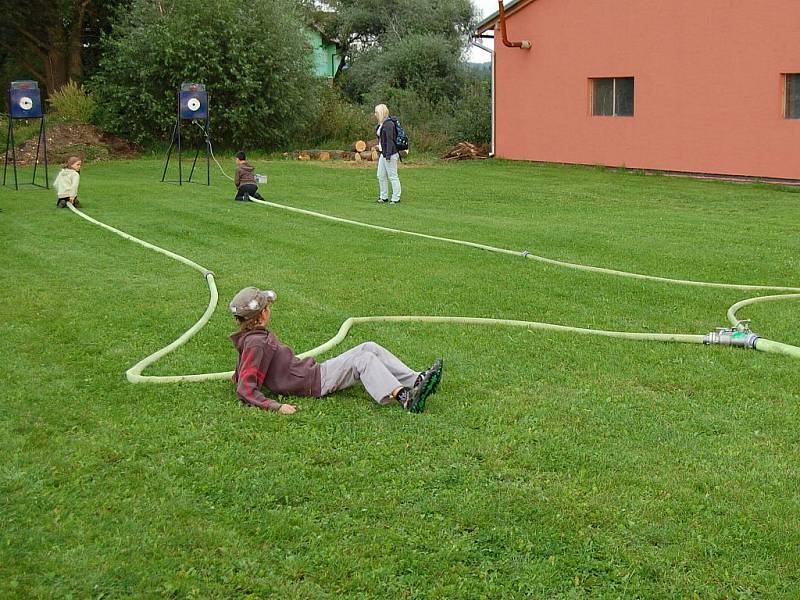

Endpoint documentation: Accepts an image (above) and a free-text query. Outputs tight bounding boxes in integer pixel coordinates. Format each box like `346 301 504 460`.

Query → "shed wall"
493 0 800 179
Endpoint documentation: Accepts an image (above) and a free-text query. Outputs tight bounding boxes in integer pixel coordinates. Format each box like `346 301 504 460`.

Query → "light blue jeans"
377 153 401 202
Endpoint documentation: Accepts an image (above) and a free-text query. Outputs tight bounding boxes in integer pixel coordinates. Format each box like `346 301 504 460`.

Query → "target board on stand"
179 83 208 120
9 80 43 119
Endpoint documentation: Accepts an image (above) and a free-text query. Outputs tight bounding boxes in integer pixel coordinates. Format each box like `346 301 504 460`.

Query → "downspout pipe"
498 1 531 49
469 39 495 157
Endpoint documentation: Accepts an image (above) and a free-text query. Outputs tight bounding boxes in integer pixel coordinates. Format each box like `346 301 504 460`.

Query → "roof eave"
474 0 538 35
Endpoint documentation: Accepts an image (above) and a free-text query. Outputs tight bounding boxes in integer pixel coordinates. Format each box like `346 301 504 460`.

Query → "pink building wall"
487 0 800 180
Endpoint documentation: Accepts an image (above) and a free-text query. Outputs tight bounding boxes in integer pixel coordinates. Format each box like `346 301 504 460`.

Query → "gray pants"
377 153 401 201
319 342 419 405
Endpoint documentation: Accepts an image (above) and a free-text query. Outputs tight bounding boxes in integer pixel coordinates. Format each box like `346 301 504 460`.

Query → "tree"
342 33 468 106
0 0 128 93
90 0 321 148
324 0 476 82
316 0 490 148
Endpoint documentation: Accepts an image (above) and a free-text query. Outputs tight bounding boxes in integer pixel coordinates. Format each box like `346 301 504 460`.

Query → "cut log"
371 148 378 161
353 151 362 162
367 138 380 150
319 151 331 161
352 140 367 152
359 151 373 160
297 152 311 161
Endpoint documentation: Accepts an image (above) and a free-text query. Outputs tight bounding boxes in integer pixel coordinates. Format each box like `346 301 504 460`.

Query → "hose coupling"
521 250 530 257
203 270 215 278
703 327 760 349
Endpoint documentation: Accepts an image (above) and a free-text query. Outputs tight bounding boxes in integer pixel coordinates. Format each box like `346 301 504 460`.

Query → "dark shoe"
415 358 443 396
399 369 436 413
57 198 68 208
376 198 388 203
72 199 81 208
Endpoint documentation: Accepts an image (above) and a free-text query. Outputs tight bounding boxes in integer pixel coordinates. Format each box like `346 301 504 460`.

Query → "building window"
591 77 634 117
786 74 800 119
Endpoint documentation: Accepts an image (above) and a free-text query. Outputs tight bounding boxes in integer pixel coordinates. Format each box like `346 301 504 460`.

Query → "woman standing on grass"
374 104 401 204
53 156 82 208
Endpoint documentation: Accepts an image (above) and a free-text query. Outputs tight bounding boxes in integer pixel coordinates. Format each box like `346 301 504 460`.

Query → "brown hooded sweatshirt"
234 162 257 187
230 328 322 411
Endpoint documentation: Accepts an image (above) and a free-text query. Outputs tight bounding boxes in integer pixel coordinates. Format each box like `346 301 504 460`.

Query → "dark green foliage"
447 78 491 146
90 0 321 148
344 33 468 106
464 61 492 81
301 84 374 147
328 0 475 49
327 0 489 150
356 72 491 151
0 0 127 93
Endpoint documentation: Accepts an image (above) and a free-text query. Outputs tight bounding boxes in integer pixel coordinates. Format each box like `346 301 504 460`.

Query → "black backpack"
388 116 409 151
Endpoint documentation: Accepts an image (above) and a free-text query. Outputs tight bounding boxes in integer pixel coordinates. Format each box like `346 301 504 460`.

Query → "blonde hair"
374 104 389 122
65 156 81 169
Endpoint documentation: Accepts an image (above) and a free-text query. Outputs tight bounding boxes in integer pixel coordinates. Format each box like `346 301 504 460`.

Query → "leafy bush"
48 81 97 123
357 71 490 153
446 78 491 146
90 0 320 148
342 34 467 108
361 86 443 152
301 85 374 147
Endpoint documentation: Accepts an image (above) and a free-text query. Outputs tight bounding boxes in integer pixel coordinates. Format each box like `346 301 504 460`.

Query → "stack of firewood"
442 142 489 161
284 150 354 161
284 138 382 162
350 138 380 162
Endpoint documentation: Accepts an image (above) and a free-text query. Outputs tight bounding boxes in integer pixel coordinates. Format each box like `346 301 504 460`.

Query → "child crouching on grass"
53 156 82 208
229 287 443 414
233 151 265 202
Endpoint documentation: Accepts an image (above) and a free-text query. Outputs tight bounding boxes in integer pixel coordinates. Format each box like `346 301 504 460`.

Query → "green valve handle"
703 327 760 349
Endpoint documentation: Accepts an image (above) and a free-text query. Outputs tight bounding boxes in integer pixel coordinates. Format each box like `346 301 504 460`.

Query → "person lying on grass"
229 287 443 414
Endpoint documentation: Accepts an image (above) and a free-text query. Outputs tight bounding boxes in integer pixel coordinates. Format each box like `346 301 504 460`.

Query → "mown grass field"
1 157 799 598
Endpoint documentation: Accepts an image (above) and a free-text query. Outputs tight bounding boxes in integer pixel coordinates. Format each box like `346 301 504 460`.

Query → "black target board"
9 80 43 119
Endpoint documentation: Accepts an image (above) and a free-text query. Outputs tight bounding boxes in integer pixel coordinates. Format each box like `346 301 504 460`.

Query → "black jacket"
377 118 398 158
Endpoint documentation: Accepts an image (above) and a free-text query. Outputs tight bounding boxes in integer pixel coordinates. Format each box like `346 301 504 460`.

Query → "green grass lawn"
1 157 799 598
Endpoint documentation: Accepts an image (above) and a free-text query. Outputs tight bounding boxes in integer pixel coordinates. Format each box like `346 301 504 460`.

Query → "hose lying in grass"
67 200 800 384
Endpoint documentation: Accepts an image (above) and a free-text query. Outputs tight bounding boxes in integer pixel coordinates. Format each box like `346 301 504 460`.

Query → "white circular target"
187 97 201 112
19 97 33 110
